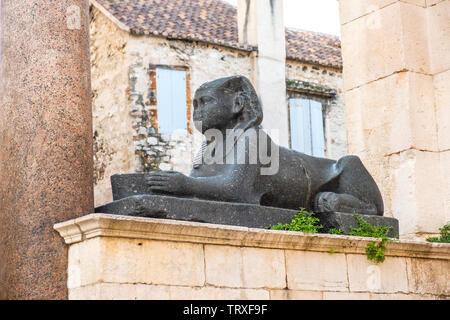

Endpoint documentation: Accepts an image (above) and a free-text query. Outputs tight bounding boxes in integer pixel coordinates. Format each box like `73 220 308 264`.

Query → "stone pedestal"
339 0 449 239
54 214 449 300
0 0 93 299
95 194 399 238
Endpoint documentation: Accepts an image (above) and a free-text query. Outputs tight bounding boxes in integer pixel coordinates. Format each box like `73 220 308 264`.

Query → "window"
289 98 325 157
156 67 187 134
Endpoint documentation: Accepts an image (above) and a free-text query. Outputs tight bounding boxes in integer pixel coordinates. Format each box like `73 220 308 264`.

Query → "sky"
222 0 341 37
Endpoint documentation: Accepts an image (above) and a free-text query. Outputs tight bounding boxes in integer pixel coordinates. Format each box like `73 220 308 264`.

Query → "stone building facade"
90 0 346 206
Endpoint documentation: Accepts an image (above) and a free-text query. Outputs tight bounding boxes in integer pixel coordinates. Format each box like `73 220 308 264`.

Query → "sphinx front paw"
145 171 191 195
314 192 340 213
313 192 378 215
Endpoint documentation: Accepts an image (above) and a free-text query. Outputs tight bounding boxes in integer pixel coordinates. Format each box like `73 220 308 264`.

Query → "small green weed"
270 209 397 263
270 208 322 234
349 211 394 263
328 228 344 235
426 223 450 243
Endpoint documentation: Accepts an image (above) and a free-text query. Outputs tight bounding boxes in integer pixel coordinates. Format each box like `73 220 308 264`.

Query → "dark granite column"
0 0 93 299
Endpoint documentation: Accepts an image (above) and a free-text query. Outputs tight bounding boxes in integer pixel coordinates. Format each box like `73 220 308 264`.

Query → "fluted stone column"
0 0 93 299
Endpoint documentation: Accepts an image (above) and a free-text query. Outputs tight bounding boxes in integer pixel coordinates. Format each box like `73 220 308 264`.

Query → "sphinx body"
146 76 384 216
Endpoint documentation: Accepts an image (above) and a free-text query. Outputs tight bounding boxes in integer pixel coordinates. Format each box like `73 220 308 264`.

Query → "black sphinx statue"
96 75 398 236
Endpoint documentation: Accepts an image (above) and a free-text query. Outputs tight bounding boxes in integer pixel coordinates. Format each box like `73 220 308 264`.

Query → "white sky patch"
222 0 341 37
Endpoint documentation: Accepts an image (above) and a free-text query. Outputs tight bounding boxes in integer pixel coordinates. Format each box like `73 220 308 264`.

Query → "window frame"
287 93 328 157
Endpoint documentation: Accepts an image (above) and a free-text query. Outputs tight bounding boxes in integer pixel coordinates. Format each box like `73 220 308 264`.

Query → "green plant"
270 208 322 234
426 223 450 243
348 213 392 238
365 240 388 263
349 211 394 263
286 79 296 86
328 228 343 235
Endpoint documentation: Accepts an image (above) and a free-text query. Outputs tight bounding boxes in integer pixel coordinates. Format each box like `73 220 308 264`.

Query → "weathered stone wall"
90 7 135 206
55 214 450 300
286 61 347 160
126 35 253 178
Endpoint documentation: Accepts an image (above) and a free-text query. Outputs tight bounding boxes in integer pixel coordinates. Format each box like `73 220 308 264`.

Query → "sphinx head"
193 76 263 134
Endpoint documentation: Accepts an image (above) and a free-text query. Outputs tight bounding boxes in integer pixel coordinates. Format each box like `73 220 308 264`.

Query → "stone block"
407 258 450 295
434 70 450 151
370 293 440 299
57 214 450 300
389 149 446 236
169 286 270 300
426 0 446 6
344 103 365 155
102 238 140 284
388 151 419 236
344 72 438 156
69 285 98 300
136 284 171 300
323 291 371 300
347 255 409 293
412 151 447 233
339 0 432 23
440 151 450 224
67 238 103 288
242 248 286 289
316 212 399 238
70 283 141 300
286 251 348 291
95 283 138 300
339 0 397 25
427 1 450 74
407 72 439 151
341 2 429 90
205 245 243 288
96 193 297 230
404 0 427 6
134 240 205 286
269 289 323 300
96 194 398 237
80 237 204 286
204 245 285 289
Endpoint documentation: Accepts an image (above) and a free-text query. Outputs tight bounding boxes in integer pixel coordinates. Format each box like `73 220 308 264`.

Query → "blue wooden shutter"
156 68 187 134
289 98 325 157
290 98 312 154
310 100 325 157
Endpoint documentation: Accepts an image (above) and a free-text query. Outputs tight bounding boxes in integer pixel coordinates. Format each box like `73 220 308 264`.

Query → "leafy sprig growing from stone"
270 207 322 234
348 212 394 263
426 223 450 243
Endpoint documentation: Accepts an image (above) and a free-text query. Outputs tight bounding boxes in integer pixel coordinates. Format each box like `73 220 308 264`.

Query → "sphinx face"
193 86 235 133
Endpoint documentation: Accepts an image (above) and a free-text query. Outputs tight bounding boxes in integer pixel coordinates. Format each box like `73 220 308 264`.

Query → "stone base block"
316 211 399 238
95 194 399 237
54 214 449 300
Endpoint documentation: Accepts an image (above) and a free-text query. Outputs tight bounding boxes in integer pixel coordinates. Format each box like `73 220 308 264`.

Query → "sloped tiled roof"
92 0 342 69
285 28 342 69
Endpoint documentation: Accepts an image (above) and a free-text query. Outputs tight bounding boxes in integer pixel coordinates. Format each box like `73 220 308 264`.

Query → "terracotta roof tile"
93 0 342 69
285 28 342 69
